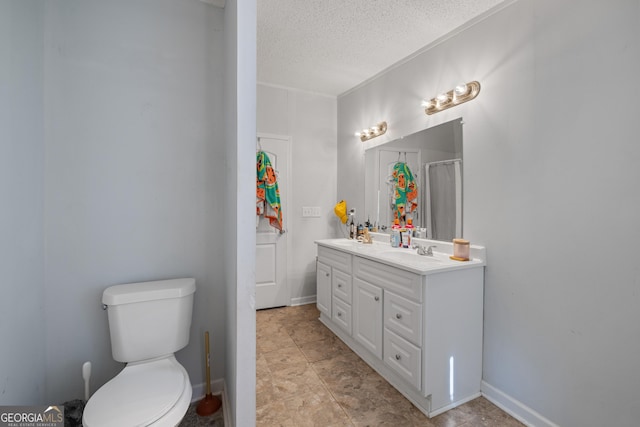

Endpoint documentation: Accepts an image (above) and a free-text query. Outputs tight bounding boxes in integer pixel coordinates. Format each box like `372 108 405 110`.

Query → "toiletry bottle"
391 219 401 248
405 217 414 237
357 223 364 238
349 217 356 239
401 227 410 248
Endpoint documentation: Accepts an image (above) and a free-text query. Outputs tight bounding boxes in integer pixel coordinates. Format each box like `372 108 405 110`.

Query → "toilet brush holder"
196 331 221 416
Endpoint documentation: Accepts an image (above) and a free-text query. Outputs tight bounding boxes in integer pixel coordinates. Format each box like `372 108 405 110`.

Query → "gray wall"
0 1 257 422
0 0 46 405
40 0 225 403
338 0 640 425
257 84 338 303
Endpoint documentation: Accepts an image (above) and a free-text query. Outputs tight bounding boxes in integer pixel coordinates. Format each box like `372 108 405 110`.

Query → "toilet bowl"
83 356 192 427
83 278 196 427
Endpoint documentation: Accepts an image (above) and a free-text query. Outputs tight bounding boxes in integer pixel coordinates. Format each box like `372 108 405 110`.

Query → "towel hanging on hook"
391 160 418 222
256 150 284 233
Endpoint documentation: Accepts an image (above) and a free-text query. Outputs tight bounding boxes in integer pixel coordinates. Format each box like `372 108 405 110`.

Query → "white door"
256 135 290 310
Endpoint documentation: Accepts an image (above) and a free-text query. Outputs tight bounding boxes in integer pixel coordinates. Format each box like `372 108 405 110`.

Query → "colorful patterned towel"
256 151 283 232
392 162 418 221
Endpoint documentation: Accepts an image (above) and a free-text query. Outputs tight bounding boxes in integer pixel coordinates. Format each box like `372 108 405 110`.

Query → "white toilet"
83 278 196 427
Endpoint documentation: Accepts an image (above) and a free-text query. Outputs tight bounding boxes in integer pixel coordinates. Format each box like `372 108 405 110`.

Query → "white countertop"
315 237 485 275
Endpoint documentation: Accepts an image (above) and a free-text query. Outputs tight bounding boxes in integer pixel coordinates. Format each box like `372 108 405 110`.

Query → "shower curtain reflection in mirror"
424 159 462 241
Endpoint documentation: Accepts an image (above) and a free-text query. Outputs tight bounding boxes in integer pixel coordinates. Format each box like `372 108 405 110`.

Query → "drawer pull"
374 296 380 301
395 313 402 319
395 354 401 360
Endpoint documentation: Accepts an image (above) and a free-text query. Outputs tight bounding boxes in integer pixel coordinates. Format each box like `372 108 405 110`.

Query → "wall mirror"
364 118 463 241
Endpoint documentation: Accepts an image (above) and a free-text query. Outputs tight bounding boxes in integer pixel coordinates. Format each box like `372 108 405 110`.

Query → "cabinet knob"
338 284 342 288
374 296 380 301
325 272 330 277
337 312 342 317
395 313 402 319
395 354 401 360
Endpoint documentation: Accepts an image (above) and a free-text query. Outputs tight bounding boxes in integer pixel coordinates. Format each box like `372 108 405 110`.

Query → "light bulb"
436 93 449 107
454 83 468 96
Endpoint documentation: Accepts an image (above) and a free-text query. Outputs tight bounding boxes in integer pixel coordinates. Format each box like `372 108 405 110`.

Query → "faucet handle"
426 245 437 256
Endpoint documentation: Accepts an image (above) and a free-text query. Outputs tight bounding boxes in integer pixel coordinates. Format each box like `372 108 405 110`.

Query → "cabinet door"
316 260 332 317
353 278 383 359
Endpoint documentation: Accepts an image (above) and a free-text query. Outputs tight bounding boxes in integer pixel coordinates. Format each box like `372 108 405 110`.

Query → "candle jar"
452 238 470 261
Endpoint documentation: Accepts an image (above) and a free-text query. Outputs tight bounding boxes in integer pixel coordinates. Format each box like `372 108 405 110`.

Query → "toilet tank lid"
102 278 195 306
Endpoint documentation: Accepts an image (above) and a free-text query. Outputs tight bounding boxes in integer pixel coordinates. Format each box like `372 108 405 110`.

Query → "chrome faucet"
414 244 437 256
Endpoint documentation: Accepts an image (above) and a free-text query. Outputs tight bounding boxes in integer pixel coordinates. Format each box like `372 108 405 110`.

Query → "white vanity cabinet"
315 239 485 418
316 245 353 335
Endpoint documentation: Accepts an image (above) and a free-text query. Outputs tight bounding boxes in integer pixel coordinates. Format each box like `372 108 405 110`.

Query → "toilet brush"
196 331 221 416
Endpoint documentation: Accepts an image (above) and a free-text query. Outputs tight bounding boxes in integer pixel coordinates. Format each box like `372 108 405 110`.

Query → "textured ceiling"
257 0 509 96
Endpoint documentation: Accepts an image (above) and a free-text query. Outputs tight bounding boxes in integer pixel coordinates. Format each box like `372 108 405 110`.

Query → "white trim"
428 392 481 417
190 378 225 403
221 383 232 427
257 81 337 99
290 295 316 306
481 381 559 427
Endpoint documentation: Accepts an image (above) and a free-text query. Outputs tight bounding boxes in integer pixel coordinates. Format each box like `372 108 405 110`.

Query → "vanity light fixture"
355 121 388 142
423 81 481 115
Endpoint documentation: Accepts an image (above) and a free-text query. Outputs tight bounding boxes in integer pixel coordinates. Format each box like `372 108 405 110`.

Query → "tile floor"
256 304 525 427
179 399 225 426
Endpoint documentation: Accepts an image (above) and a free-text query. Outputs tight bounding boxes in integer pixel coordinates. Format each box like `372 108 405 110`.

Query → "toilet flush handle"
102 304 108 310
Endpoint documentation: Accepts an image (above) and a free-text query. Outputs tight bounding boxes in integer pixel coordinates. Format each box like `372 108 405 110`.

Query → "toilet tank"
102 278 196 363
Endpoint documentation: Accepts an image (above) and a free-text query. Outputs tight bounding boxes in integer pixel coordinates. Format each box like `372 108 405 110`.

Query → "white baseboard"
290 295 316 306
481 381 558 427
191 378 233 427
191 378 225 402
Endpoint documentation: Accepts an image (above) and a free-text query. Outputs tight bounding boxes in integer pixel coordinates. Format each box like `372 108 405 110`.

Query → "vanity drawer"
332 268 352 304
353 256 422 302
332 297 352 334
384 291 422 347
384 328 421 390
318 246 352 274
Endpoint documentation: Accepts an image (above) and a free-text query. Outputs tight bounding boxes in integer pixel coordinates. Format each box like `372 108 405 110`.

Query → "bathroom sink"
378 250 443 263
328 239 361 247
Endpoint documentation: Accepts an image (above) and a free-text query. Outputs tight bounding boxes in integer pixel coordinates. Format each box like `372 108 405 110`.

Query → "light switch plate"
302 207 321 217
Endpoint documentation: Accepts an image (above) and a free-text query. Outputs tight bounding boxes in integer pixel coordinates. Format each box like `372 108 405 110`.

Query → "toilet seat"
83 356 191 427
